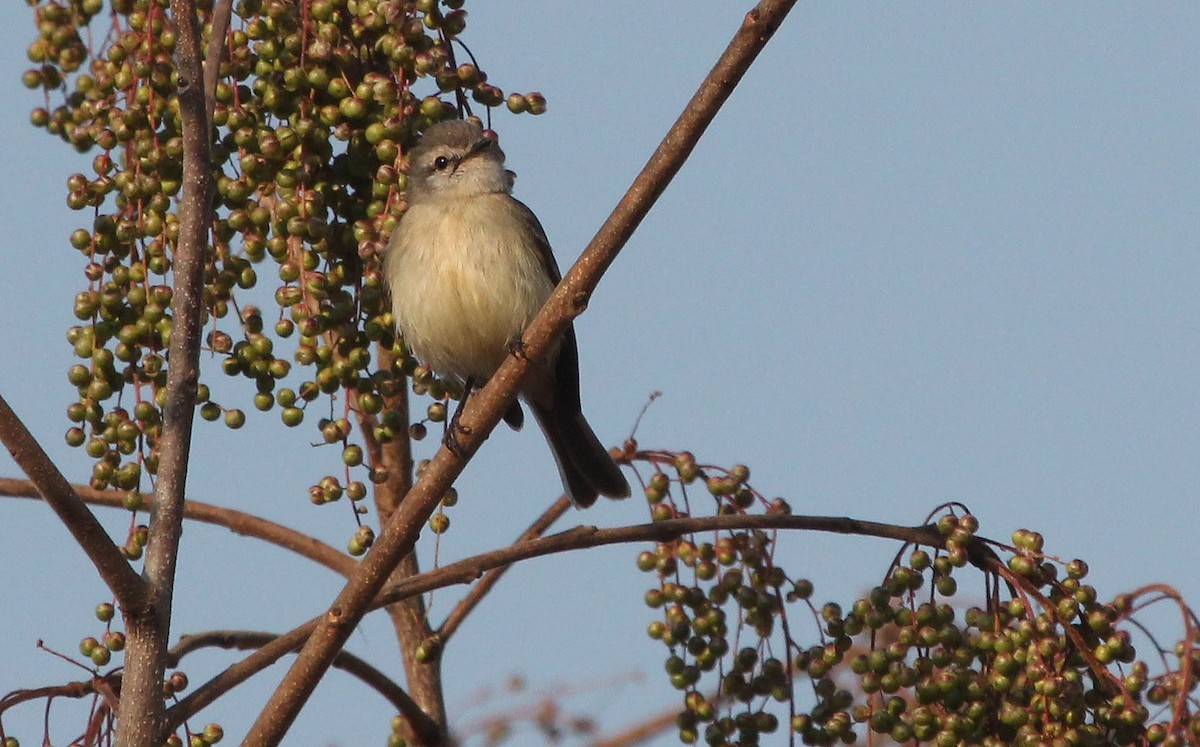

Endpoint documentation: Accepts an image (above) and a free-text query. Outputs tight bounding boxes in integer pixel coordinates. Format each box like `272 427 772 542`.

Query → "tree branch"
374 514 967 609
163 623 313 732
165 510 977 735
117 0 216 744
0 478 354 577
245 3 798 743
166 630 437 736
0 399 145 608
365 346 448 743
435 496 571 644
202 0 232 128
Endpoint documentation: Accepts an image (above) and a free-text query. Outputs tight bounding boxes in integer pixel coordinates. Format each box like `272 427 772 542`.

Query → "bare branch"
435 496 571 644
166 630 437 735
245 3 798 742
202 0 232 128
587 701 680 747
375 515 971 609
0 478 354 578
366 346 448 742
0 398 145 608
117 0 216 743
164 511 974 737
164 624 312 731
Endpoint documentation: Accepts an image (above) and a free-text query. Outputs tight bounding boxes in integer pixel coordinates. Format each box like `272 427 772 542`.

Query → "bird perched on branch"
384 119 630 508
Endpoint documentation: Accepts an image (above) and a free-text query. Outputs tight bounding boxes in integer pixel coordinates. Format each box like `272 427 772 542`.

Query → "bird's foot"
506 335 530 361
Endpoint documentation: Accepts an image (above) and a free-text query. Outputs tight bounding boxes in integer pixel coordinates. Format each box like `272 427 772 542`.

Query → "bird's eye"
433 155 451 171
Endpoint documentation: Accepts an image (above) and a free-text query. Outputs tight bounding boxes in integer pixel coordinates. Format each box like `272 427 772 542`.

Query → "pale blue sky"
1 3 1197 745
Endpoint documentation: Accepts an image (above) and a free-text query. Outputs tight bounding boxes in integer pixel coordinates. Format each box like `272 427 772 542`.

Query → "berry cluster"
20 0 541 742
630 449 1200 746
25 0 542 547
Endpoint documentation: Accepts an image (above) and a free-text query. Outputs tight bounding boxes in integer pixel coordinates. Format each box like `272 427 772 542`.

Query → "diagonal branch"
0 477 354 577
435 496 571 644
166 630 436 735
0 397 145 608
245 3 798 743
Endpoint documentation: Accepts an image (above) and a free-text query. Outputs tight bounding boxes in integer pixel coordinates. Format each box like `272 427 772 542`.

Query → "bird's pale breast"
385 193 555 383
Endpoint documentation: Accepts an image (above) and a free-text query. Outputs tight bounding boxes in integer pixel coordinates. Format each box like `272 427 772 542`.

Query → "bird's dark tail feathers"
531 404 630 508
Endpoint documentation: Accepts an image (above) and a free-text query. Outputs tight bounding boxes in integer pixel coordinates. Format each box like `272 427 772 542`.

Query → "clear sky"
1 3 1197 745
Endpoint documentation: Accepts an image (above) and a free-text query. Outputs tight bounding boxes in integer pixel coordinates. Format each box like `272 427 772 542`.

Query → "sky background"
1 2 1198 745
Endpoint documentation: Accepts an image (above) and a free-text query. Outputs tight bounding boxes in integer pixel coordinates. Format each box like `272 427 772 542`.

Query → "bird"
383 119 630 508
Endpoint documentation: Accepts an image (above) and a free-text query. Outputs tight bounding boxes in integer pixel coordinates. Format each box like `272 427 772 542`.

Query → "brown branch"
367 347 447 743
0 398 145 608
375 515 953 608
0 678 112 724
435 496 571 644
202 0 232 128
0 477 354 577
245 3 798 743
163 623 313 731
117 0 216 744
165 630 437 736
165 512 953 734
588 696 701 747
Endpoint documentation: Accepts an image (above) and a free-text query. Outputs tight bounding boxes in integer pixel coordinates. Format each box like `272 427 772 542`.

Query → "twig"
0 398 144 607
436 496 571 644
202 0 232 128
0 477 354 577
244 3 798 743
116 0 215 744
588 707 676 747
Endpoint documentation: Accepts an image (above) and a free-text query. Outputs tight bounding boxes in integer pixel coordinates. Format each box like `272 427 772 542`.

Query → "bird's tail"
531 404 630 508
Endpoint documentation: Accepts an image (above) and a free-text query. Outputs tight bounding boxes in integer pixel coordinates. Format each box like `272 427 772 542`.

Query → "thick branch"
0 478 354 577
117 1 215 744
245 3 797 743
0 399 145 607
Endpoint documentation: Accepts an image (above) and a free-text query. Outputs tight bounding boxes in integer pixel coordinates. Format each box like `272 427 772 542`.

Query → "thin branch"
0 678 111 723
367 345 448 743
588 694 705 747
0 477 354 577
245 3 798 743
166 511 964 732
435 496 571 644
117 0 215 744
166 630 436 736
202 0 232 128
0 398 145 607
375 515 961 609
164 624 314 732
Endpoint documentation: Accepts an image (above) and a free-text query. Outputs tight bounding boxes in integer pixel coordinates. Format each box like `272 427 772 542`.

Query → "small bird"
384 119 630 507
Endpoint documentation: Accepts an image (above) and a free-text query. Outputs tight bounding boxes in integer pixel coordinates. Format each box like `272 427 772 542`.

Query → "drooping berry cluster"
19 0 541 741
630 448 1200 746
26 0 543 548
